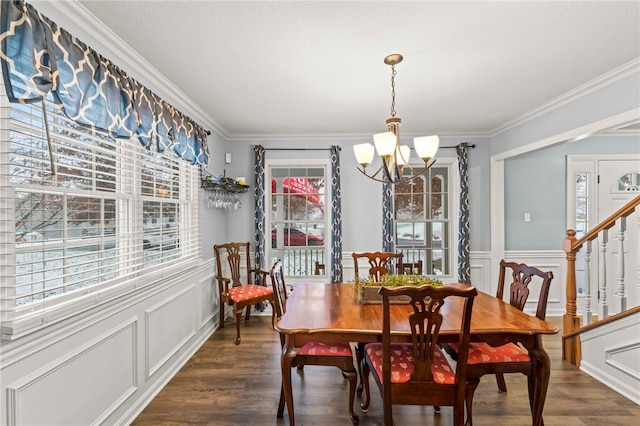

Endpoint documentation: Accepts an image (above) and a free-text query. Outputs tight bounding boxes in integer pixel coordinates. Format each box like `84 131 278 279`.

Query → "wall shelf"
201 178 250 193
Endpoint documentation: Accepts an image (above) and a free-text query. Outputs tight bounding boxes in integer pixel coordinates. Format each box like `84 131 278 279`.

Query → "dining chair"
399 260 423 275
270 260 359 425
442 260 553 424
360 284 478 426
351 251 404 394
214 242 275 345
314 261 325 275
352 251 403 282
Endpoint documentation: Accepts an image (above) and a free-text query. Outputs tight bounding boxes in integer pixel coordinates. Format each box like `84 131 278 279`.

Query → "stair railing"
562 194 640 366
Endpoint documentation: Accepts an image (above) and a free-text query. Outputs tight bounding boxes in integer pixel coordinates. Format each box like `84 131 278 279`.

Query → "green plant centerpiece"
355 274 443 304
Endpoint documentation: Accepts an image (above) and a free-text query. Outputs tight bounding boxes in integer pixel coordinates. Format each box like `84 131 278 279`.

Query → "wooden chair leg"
219 301 225 329
355 342 365 395
360 359 371 412
277 383 285 418
343 368 360 424
495 373 507 392
465 379 480 426
268 299 276 328
234 304 243 345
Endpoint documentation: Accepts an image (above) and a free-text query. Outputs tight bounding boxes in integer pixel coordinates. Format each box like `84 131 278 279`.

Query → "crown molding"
43 0 229 139
490 58 640 136
37 1 640 143
227 131 491 143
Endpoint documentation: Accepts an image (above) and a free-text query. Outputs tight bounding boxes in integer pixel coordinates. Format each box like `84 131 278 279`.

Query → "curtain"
0 0 208 166
254 145 266 280
382 182 394 253
330 146 343 283
457 143 471 283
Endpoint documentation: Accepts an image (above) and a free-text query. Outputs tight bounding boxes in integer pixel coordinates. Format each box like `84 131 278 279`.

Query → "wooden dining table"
275 283 559 426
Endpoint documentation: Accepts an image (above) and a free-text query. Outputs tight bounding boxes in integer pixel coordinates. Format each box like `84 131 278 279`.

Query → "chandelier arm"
382 157 395 182
357 159 437 184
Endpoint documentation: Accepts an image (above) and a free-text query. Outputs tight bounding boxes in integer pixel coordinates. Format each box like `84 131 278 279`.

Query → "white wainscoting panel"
145 285 197 379
198 271 217 329
6 318 137 426
504 251 566 316
469 251 492 294
580 311 640 404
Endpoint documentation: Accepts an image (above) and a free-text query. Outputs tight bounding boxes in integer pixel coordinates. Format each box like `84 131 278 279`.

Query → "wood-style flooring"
132 315 639 426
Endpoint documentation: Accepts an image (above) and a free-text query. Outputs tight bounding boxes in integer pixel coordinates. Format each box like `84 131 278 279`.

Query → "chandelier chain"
390 64 397 118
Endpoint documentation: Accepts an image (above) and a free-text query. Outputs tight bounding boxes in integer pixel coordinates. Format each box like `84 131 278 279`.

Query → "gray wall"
504 135 640 250
200 135 493 256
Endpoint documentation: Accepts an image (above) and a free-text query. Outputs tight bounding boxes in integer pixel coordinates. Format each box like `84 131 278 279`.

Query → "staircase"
562 194 640 403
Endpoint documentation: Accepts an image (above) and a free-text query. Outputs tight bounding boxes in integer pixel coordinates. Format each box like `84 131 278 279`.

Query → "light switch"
225 152 232 164
524 212 531 222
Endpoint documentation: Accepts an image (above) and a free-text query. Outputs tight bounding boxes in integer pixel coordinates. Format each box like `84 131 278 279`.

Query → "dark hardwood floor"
132 315 639 425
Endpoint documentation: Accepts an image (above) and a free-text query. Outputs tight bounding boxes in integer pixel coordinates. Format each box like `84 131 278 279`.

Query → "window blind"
0 84 200 338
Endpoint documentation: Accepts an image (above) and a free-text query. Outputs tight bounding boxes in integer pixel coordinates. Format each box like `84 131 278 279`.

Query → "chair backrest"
214 242 253 287
496 259 554 320
270 260 288 319
399 260 423 275
352 251 403 282
314 261 325 275
379 284 477 390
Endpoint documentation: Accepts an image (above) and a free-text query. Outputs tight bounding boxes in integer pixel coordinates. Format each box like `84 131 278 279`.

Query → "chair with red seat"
352 251 403 395
270 260 359 425
214 242 274 345
442 259 553 424
360 284 478 426
352 251 403 282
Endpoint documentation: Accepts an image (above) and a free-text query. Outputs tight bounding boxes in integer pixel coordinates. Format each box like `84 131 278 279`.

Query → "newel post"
563 229 582 365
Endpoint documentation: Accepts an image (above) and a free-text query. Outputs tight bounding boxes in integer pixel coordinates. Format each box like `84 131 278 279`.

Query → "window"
267 161 328 277
575 172 590 238
393 163 456 276
1 93 200 336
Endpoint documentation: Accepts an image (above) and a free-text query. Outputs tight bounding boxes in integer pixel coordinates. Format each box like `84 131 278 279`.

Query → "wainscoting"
0 261 218 426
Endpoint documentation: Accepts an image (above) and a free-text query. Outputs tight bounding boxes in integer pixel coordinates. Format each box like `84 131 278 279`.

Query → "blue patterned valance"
0 0 209 166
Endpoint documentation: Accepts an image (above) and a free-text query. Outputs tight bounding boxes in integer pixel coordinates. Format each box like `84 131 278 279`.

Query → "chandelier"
353 54 439 184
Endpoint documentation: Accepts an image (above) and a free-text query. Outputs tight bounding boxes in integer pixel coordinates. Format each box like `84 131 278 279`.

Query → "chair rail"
562 194 640 366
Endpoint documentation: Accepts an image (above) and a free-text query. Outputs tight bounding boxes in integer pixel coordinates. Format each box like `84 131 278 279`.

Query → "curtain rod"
262 144 474 151
264 148 332 151
440 144 476 149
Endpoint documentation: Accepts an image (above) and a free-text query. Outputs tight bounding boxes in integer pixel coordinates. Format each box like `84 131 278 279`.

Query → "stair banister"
563 194 640 366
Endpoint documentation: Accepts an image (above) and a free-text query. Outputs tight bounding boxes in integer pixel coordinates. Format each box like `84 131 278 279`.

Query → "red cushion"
222 284 273 303
298 341 353 357
364 343 455 384
448 342 531 364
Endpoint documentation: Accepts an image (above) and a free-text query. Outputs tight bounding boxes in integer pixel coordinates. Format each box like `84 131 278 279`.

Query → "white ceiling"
76 1 640 140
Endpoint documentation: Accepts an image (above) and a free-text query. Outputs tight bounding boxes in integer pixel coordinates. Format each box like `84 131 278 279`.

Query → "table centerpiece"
355 274 443 304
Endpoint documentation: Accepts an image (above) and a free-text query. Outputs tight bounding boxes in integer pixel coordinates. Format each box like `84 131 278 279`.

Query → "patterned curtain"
382 182 394 253
457 143 471 283
0 0 208 166
330 146 343 283
254 145 266 277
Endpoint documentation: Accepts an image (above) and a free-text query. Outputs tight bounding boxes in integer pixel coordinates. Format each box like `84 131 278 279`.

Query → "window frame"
265 158 331 282
0 89 201 340
392 156 459 280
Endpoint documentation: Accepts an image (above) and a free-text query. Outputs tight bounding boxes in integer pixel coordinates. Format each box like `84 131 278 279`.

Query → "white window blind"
0 85 200 338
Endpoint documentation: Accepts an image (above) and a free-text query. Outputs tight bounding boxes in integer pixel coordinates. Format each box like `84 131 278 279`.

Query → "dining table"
275 282 559 426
